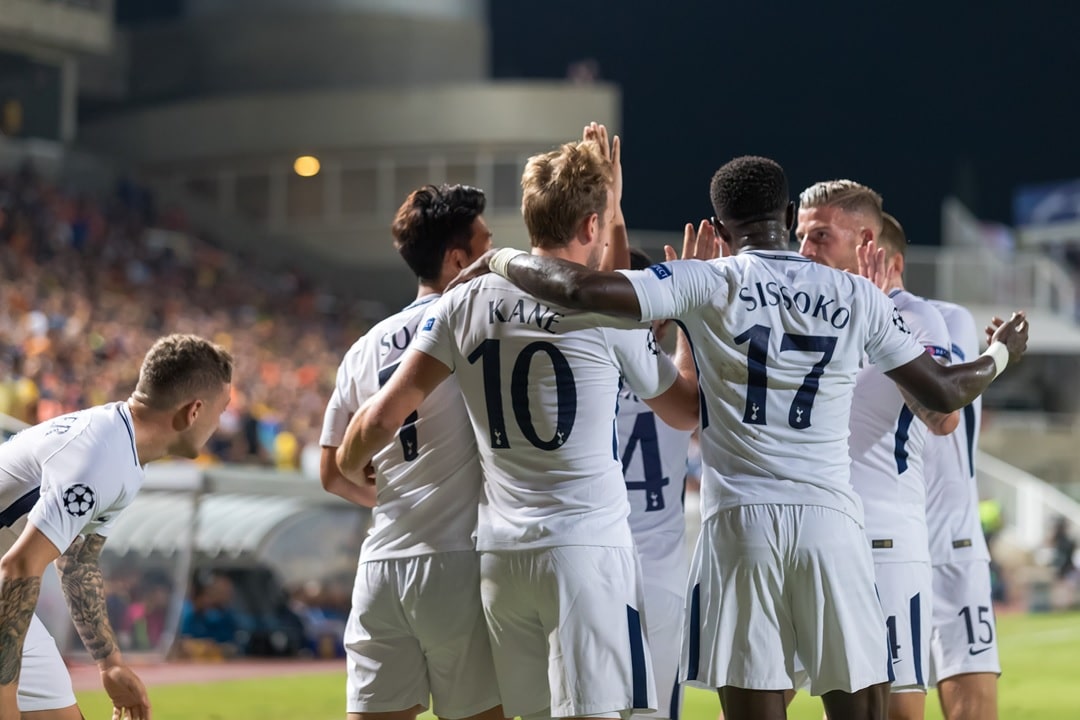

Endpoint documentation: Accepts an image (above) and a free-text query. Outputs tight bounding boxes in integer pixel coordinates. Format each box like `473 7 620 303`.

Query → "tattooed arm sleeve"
0 574 41 685
54 534 120 664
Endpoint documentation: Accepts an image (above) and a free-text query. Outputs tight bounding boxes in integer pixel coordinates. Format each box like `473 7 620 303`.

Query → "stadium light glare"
293 155 321 177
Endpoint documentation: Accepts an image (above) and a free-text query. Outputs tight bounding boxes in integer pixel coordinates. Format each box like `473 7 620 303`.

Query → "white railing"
977 450 1080 550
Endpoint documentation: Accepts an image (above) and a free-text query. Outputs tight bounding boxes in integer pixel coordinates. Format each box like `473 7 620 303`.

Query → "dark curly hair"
391 184 486 282
710 156 789 223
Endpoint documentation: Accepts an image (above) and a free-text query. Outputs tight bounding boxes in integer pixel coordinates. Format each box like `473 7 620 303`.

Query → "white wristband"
981 341 1009 379
489 248 527 279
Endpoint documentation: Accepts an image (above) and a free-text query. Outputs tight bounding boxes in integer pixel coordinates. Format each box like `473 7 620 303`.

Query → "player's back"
641 251 922 525
616 387 691 575
0 402 142 555
329 297 481 561
414 274 678 551
849 290 951 563
924 300 989 564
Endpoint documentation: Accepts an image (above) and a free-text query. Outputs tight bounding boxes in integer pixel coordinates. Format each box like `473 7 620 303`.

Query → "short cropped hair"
879 211 908 258
521 141 613 249
629 247 655 271
798 180 884 231
135 334 233 410
710 156 790 223
391 184 486 282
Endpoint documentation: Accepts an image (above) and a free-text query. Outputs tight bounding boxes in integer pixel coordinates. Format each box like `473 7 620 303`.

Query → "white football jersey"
924 300 989 564
411 274 679 551
616 385 692 590
849 290 951 564
321 295 481 561
0 403 144 557
621 251 924 525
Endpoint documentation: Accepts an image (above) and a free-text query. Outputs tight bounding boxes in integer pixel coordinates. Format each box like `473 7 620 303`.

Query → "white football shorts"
480 545 655 719
682 504 890 696
929 559 1001 685
344 551 500 718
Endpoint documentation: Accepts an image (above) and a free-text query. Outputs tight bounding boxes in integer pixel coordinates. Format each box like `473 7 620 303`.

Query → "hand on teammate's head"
987 311 1029 365
856 240 889 292
445 248 499 292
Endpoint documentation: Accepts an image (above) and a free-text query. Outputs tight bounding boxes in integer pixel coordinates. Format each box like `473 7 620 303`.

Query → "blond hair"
521 140 613 249
135 334 233 410
799 179 884 233
879 211 907 259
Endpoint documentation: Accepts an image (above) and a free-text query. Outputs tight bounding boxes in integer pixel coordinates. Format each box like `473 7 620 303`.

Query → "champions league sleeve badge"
62 484 96 517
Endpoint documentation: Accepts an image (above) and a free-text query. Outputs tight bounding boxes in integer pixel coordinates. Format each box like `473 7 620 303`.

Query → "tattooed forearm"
0 576 41 684
55 535 118 662
899 385 959 436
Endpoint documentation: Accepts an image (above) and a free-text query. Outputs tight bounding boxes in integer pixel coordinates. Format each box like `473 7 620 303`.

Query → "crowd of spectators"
0 163 379 467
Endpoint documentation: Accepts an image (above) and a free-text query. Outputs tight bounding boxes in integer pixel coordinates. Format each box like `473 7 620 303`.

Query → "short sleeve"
410 293 457 371
862 282 925 372
618 259 726 322
320 360 357 448
606 327 679 400
28 448 121 554
902 299 952 365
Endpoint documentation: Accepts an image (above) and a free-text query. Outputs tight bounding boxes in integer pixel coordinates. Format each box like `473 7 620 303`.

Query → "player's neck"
726 220 791 255
125 399 173 465
532 244 589 267
734 233 792 255
415 282 441 301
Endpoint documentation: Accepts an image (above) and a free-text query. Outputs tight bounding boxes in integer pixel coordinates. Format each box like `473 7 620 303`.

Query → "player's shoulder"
927 298 976 326
893 291 948 326
349 296 443 357
41 403 129 462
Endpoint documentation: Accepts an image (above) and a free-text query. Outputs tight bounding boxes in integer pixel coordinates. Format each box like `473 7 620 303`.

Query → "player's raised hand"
986 311 1029 366
584 122 622 206
445 248 499 291
102 664 151 720
856 240 889 292
667 220 721 262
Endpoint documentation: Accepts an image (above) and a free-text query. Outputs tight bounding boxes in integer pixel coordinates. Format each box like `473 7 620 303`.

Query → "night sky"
490 1 1080 246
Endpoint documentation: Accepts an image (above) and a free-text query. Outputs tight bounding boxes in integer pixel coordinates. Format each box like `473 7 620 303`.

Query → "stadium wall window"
493 161 522 211
236 174 270 224
341 167 378 216
287 171 325 220
184 176 218 202
445 162 478 189
394 165 431 207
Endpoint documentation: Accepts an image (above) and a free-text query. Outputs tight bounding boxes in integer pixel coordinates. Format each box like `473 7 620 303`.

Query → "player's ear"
712 218 734 246
892 251 905 278
447 246 467 271
583 212 600 244
859 226 874 246
785 201 795 230
172 399 203 431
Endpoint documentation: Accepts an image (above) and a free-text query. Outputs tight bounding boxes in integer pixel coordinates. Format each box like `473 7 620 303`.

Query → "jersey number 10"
468 339 578 451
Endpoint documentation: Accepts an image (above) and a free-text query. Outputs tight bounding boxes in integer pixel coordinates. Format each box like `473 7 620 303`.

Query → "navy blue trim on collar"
743 250 812 262
404 294 440 310
117 404 139 467
888 289 903 298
